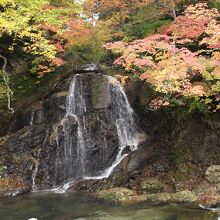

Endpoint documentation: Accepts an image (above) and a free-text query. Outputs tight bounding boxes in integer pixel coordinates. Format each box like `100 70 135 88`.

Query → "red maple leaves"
38 9 90 77
104 3 220 111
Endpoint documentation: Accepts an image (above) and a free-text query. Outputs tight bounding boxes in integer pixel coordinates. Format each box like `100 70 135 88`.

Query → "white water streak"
85 76 139 180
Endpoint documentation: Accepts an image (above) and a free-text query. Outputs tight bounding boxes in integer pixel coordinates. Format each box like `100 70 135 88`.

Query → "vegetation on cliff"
99 2 220 113
0 0 89 112
0 0 220 115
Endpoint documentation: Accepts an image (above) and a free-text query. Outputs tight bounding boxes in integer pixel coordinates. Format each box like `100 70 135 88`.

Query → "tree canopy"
0 0 90 76
0 0 220 114
104 3 220 112
0 0 91 111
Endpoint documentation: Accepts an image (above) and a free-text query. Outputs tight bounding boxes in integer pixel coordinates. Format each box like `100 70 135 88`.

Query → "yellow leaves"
212 101 220 113
0 0 82 77
115 74 129 85
204 98 212 104
109 74 129 85
187 82 210 97
0 0 15 6
212 66 220 80
109 78 118 85
202 97 220 113
118 49 138 71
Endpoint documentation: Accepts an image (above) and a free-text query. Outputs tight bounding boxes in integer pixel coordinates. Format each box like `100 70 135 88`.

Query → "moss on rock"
139 177 165 193
95 187 135 203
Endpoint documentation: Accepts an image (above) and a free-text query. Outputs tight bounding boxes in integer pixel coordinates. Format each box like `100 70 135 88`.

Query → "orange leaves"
41 24 58 34
84 0 151 24
133 57 155 68
62 19 91 48
54 42 65 52
140 72 157 84
165 16 208 41
104 3 220 110
104 41 127 52
40 3 91 58
37 65 52 78
41 18 91 50
37 57 66 78
201 20 220 49
184 3 219 21
51 57 66 66
164 3 220 49
37 6 91 77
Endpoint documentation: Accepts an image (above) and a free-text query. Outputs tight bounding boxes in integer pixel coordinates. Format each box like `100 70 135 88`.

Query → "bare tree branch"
0 54 14 113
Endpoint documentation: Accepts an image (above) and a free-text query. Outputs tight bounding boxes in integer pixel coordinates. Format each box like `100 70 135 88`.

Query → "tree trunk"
0 54 14 113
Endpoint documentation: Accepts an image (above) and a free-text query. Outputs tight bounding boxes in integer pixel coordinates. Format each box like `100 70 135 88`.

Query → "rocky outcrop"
94 187 199 205
139 177 165 193
95 187 135 204
0 73 131 191
205 165 220 192
0 176 31 197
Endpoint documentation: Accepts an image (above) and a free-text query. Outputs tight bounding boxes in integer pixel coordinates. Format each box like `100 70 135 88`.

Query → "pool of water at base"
0 192 217 220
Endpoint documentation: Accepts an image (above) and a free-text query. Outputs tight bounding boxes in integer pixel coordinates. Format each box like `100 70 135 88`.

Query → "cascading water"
29 111 35 126
31 159 39 191
29 110 40 192
86 76 140 179
53 73 142 191
53 75 87 189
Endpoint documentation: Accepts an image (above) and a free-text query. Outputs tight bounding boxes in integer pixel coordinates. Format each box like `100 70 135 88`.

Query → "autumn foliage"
37 11 91 76
84 0 151 24
104 3 220 112
0 0 91 77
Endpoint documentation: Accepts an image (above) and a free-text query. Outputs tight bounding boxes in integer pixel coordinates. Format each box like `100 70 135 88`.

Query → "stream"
0 192 216 220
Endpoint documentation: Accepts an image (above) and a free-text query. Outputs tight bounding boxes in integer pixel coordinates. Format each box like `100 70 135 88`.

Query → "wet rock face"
206 165 220 191
0 176 31 197
0 73 125 190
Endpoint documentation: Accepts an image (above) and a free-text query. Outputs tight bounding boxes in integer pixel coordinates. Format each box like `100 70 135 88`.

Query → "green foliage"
132 73 140 81
208 0 220 11
0 166 7 176
125 19 171 39
123 3 172 39
188 98 206 113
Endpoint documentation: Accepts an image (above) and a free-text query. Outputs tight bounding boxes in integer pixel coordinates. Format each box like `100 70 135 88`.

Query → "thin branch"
0 54 14 113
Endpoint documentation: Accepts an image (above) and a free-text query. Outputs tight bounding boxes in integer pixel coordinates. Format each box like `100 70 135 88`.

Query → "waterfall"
53 75 87 188
29 111 35 126
31 160 39 191
86 76 139 179
53 73 141 191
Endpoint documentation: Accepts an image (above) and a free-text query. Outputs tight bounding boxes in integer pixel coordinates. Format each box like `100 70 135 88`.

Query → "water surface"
0 192 217 220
